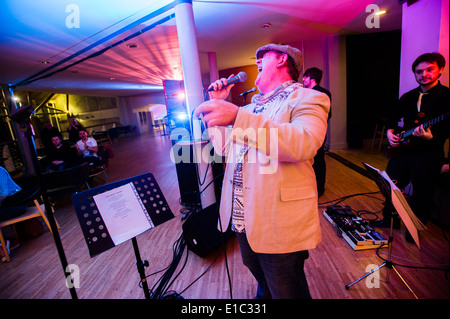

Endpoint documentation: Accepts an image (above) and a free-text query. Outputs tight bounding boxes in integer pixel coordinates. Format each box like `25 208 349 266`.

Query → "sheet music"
380 170 426 248
93 182 154 245
362 162 426 248
363 162 379 173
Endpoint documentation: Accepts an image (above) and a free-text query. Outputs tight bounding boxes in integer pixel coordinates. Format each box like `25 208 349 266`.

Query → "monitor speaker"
182 203 232 257
172 141 201 206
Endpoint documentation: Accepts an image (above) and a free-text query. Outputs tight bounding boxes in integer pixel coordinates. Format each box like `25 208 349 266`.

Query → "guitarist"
378 53 449 242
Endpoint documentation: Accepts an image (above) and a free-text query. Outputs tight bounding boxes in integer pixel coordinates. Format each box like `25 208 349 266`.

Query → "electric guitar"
386 112 449 157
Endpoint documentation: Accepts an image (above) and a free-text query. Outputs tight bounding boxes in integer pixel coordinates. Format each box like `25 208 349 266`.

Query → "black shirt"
387 82 449 153
40 127 60 150
47 141 78 164
312 84 332 121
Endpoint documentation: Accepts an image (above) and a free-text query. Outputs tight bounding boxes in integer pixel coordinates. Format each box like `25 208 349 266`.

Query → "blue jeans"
236 232 311 299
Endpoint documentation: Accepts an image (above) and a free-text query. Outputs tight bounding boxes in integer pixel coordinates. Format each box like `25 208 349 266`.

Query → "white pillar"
326 35 348 150
208 51 219 83
174 0 204 141
174 0 216 209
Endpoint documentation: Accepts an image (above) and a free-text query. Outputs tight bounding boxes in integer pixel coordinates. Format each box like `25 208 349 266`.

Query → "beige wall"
399 0 449 96
292 36 348 150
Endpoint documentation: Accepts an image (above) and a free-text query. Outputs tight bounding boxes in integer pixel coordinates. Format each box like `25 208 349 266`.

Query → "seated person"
75 129 101 166
40 120 60 152
67 117 85 144
45 134 80 172
0 166 26 222
0 166 21 205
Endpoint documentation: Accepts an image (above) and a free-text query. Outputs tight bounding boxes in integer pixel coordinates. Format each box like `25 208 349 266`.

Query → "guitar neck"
401 112 449 139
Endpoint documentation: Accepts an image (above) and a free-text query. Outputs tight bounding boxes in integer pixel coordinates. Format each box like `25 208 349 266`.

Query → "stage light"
177 113 187 120
375 10 388 16
126 43 138 48
177 92 185 100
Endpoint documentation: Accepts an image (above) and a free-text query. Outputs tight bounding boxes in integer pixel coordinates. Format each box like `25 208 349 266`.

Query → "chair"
92 131 113 147
150 120 162 136
0 176 52 262
107 127 120 143
0 199 52 262
42 162 90 205
85 147 110 188
160 117 169 136
87 164 107 188
372 117 387 151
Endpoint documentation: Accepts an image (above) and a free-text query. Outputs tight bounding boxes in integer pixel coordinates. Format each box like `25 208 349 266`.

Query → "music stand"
10 105 78 299
344 163 426 299
72 172 174 299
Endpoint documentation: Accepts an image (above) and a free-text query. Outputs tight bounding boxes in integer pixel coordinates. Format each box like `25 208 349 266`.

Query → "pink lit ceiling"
0 0 402 97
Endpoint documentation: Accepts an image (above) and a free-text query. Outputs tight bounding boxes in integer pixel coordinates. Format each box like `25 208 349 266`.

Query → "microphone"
238 87 256 97
207 71 247 91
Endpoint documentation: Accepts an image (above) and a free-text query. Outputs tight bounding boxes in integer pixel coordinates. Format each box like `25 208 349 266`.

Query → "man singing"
194 43 330 298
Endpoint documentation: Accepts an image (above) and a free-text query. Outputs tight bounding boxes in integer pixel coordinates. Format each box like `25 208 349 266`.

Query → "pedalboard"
323 205 388 250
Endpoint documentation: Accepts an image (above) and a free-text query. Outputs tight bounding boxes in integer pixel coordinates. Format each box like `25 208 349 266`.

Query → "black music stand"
72 172 174 299
11 105 78 299
344 163 426 299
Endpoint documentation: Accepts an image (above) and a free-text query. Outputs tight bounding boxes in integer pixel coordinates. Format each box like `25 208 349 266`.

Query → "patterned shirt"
231 81 302 232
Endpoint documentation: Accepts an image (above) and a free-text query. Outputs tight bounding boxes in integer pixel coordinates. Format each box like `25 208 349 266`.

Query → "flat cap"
256 43 303 72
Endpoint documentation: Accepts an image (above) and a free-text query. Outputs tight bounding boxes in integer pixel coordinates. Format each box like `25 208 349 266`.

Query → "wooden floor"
0 131 448 300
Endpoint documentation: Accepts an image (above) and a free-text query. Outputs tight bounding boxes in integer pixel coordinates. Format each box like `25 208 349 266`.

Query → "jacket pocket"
280 186 315 201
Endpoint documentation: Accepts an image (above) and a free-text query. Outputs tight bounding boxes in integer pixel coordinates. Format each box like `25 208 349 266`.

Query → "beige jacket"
210 86 330 254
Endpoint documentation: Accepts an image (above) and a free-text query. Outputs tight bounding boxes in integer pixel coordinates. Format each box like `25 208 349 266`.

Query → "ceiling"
0 0 403 98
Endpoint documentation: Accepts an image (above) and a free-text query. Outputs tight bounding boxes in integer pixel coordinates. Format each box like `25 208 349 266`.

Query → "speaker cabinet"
182 203 232 257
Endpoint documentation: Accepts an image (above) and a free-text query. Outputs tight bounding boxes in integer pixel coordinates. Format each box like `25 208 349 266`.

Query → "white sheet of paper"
363 163 425 249
93 182 154 245
380 171 425 248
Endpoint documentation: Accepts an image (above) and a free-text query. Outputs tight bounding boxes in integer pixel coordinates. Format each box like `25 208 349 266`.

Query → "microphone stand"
241 92 250 107
11 106 78 299
344 164 420 299
238 87 256 106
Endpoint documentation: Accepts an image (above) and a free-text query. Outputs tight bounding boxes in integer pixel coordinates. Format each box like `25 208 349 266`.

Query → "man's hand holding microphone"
194 72 247 127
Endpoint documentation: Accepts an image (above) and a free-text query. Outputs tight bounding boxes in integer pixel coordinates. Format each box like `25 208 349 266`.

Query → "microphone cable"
172 89 233 299
146 232 187 299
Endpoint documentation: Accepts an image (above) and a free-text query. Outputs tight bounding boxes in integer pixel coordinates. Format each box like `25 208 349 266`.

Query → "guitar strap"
417 85 447 117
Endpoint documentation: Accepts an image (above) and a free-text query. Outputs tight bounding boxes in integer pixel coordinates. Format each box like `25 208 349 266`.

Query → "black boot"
405 230 417 243
375 203 400 229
